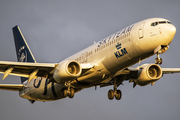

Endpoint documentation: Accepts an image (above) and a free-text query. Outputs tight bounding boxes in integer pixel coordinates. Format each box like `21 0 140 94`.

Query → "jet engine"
53 60 82 83
135 64 162 86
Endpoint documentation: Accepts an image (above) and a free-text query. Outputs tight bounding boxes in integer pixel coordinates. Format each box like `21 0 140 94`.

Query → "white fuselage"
19 18 176 101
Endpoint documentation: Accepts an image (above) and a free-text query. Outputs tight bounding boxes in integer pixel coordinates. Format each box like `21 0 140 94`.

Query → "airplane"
0 18 179 103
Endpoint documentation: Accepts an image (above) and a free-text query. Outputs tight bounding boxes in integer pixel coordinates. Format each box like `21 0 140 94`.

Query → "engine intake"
53 60 82 83
136 64 162 85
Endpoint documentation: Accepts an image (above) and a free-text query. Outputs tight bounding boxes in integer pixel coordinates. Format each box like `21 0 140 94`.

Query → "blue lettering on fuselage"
33 77 42 88
97 24 134 48
33 77 58 98
116 42 121 50
114 43 128 58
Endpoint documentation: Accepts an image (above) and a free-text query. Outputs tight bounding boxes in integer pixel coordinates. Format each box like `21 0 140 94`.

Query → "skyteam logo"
114 42 128 58
18 46 27 62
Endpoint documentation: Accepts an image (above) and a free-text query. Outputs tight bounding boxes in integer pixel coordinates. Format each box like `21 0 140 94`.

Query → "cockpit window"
155 22 159 26
151 23 155 26
151 21 172 26
167 21 172 24
159 21 166 24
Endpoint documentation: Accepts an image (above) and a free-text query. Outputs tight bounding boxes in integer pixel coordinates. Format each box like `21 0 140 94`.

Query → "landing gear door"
138 23 145 39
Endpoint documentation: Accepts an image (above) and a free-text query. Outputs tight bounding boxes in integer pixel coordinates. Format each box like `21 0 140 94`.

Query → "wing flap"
0 84 24 91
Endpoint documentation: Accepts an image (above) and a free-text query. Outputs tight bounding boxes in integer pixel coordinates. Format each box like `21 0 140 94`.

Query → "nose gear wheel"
155 53 162 65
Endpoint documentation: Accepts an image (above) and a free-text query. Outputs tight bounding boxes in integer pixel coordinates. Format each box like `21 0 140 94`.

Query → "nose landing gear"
155 53 162 65
154 45 169 65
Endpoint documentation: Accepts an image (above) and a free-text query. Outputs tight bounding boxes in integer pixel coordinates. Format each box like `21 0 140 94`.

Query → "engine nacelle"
136 64 162 86
53 60 82 83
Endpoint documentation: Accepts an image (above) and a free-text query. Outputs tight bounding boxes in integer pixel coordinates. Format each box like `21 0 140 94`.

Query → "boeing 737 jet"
0 18 179 103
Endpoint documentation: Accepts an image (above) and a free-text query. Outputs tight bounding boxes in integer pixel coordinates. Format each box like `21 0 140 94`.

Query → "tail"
12 26 36 83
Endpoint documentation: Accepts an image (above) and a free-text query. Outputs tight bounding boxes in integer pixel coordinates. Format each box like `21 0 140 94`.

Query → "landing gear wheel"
155 58 158 64
115 90 122 100
159 58 162 65
108 89 114 100
62 89 68 98
155 52 163 65
155 58 162 65
68 88 75 98
64 81 75 99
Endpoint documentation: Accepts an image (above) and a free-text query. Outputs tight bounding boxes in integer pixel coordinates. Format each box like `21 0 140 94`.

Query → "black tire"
115 90 122 100
69 88 75 98
155 58 158 64
62 89 67 97
159 58 162 65
108 89 114 100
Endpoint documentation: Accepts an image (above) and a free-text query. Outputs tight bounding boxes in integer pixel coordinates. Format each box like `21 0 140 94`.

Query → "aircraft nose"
163 24 176 44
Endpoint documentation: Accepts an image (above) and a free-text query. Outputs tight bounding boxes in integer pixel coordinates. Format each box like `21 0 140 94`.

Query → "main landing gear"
155 53 162 65
62 81 75 98
108 81 122 100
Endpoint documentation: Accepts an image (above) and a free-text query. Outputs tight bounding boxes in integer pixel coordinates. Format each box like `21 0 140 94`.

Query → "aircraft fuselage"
19 18 176 101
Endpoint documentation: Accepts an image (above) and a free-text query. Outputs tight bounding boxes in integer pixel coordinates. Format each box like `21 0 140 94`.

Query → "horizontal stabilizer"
0 84 24 91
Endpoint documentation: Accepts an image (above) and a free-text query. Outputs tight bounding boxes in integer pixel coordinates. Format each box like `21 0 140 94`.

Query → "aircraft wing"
0 84 24 91
161 68 180 74
100 65 180 88
0 61 58 79
127 66 180 74
0 61 94 81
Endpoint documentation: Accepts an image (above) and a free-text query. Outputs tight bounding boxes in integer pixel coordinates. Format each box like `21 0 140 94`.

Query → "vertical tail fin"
12 26 36 83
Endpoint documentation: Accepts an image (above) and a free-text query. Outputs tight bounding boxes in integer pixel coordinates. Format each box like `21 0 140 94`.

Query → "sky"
0 0 180 120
